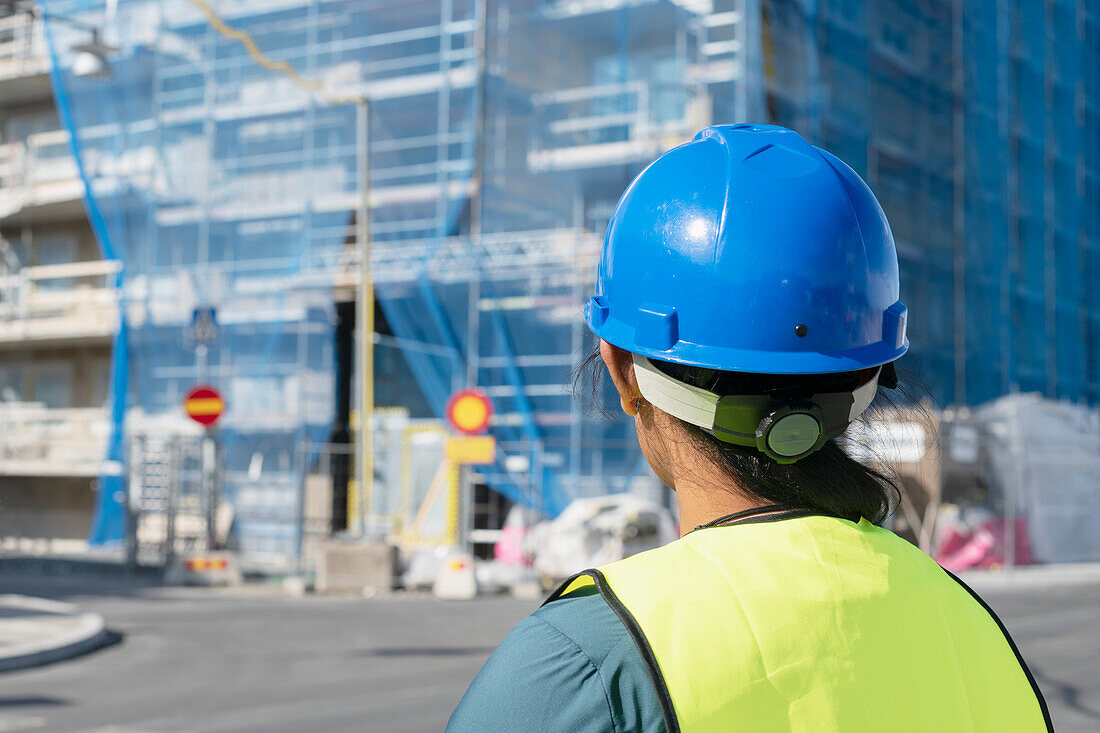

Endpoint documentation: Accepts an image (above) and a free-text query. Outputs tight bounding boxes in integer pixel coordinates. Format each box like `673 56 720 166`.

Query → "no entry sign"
185 385 224 427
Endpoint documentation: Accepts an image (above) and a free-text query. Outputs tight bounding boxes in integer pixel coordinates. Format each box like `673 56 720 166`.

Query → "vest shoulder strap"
546 569 681 733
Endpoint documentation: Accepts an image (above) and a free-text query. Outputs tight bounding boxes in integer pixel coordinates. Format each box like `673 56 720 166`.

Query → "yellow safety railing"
396 423 459 547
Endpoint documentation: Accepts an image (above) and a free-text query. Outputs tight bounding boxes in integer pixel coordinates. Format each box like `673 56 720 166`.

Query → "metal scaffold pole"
355 98 374 537
950 0 966 404
454 0 489 553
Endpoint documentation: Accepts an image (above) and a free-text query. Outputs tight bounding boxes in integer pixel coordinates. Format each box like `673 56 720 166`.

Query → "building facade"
0 0 1096 566
0 7 115 548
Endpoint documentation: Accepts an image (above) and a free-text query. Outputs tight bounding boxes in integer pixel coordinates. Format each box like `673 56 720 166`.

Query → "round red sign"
445 389 493 435
184 385 224 427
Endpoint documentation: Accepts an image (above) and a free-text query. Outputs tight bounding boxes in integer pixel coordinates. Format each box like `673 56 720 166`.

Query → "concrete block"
164 552 242 587
282 576 308 597
432 554 478 600
316 541 398 594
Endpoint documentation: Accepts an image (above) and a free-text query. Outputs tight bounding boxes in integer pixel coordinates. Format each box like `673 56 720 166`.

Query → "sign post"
444 390 495 551
185 309 222 554
187 307 219 384
185 385 225 552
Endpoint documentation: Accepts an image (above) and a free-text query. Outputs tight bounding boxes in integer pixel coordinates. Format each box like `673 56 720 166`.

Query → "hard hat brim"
590 312 908 375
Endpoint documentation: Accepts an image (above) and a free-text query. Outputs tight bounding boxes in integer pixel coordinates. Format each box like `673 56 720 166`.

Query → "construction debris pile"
851 393 1100 571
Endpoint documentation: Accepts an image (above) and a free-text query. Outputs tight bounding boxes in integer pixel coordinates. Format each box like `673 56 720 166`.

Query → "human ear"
599 340 641 417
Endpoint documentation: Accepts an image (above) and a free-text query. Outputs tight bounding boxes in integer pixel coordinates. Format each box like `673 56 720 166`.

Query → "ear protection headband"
632 354 883 464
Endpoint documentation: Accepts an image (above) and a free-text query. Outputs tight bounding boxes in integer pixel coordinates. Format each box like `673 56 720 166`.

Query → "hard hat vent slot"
741 142 819 174
743 144 774 160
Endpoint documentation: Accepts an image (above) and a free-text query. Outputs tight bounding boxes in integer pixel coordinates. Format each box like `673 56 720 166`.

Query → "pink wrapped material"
935 516 1033 572
494 524 532 566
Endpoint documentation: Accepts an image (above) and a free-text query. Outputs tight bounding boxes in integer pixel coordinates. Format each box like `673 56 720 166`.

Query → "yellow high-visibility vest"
549 514 1051 732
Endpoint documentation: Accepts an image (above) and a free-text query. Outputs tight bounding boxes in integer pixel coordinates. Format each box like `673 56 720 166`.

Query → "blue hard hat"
585 123 908 375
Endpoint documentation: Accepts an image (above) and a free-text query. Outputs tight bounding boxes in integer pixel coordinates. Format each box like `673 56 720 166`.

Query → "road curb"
0 554 161 580
959 562 1100 592
0 595 110 673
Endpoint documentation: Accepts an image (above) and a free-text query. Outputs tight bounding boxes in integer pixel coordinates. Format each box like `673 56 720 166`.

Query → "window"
34 234 78 291
89 357 112 408
33 361 74 409
0 362 25 402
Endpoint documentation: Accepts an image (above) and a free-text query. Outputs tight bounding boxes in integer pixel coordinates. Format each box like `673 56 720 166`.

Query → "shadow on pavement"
0 696 71 707
354 646 496 658
1031 665 1100 724
0 556 164 604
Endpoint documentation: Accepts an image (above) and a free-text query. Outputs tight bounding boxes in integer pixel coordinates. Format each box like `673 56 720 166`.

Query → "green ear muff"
712 394 845 463
754 403 828 464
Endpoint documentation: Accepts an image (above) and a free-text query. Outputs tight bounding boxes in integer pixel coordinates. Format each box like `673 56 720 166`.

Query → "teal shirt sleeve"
446 588 665 733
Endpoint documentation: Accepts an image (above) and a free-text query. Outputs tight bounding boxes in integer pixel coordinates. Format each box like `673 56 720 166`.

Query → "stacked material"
526 494 678 584
977 394 1100 563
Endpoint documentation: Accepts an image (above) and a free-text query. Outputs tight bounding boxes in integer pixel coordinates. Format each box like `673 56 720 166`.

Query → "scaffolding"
31 0 1100 568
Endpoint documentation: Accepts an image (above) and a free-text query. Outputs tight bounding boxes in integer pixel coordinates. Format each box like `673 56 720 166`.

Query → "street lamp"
24 5 117 78
70 27 116 78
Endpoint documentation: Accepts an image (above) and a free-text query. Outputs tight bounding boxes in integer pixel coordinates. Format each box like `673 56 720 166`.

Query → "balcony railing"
0 402 109 477
0 259 122 345
0 11 48 82
0 128 83 218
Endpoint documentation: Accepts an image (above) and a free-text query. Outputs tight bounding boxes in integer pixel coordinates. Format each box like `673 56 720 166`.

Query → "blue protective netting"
39 0 1100 564
43 14 128 543
44 2 342 560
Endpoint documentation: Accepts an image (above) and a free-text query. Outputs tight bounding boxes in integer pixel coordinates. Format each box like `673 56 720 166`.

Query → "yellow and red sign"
185 556 228 572
184 385 224 427
445 389 493 435
446 435 497 465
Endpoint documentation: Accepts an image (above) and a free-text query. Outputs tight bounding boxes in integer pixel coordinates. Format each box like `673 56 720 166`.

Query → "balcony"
0 259 121 347
0 402 109 477
0 128 85 223
0 11 51 102
528 80 705 172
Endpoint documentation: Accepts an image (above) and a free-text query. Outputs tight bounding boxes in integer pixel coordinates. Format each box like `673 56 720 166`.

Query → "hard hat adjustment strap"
632 353 720 427
632 353 882 463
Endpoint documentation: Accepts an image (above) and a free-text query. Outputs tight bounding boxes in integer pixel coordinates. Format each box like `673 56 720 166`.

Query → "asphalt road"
963 570 1100 733
0 569 1097 733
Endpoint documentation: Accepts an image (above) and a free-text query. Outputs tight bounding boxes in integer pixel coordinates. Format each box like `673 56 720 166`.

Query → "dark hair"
574 347 900 524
